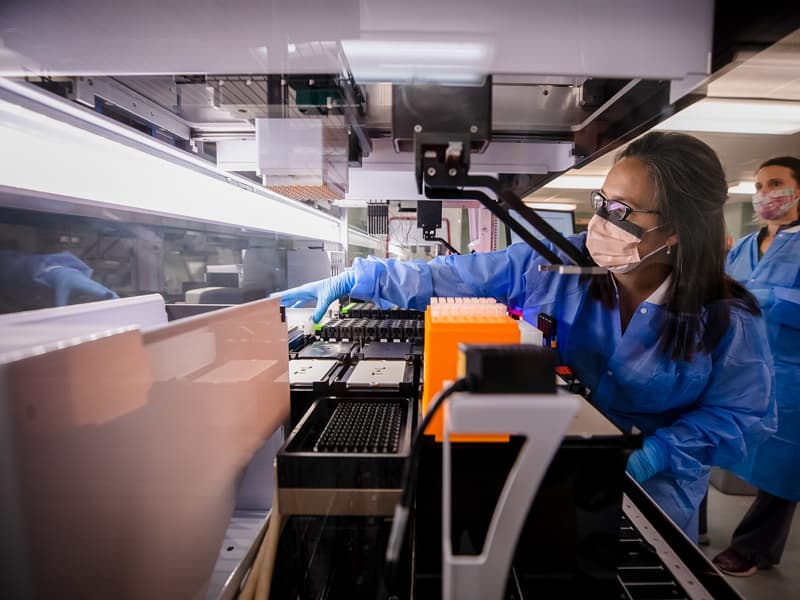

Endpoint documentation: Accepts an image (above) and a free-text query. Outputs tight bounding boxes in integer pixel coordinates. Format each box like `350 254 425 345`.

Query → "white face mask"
752 188 799 221
586 214 667 273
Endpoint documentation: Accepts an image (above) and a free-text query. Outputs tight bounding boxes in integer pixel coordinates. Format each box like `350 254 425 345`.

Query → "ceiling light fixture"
654 98 800 135
333 199 369 208
0 87 341 243
541 175 606 190
728 181 756 195
524 201 578 211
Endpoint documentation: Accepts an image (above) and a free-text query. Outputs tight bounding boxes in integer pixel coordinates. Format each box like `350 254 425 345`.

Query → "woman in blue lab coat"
0 250 117 312
278 132 777 541
713 156 800 576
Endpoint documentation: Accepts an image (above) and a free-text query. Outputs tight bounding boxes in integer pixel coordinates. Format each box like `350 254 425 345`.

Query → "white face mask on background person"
751 188 799 221
586 214 667 273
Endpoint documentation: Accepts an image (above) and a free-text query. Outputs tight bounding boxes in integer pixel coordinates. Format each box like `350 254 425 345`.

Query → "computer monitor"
507 209 575 245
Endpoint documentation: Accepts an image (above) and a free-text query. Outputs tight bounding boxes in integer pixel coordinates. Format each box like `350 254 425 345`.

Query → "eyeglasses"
590 190 661 221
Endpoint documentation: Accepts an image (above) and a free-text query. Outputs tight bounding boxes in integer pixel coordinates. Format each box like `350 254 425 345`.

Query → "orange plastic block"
421 300 521 442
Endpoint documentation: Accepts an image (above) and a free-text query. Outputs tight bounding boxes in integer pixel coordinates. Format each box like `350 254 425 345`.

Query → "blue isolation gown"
350 234 776 538
726 223 800 501
0 250 94 311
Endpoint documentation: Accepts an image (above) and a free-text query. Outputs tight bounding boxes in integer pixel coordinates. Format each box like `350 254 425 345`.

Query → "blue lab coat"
726 223 800 501
350 234 776 538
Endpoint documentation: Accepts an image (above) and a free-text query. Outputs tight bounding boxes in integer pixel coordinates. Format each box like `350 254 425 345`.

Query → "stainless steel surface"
0 0 717 191
71 76 191 139
563 390 624 437
492 82 585 134
214 512 271 600
0 1 713 80
623 494 715 600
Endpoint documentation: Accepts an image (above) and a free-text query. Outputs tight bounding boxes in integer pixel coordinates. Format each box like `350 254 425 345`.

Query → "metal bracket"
70 76 191 140
417 199 460 254
414 135 602 272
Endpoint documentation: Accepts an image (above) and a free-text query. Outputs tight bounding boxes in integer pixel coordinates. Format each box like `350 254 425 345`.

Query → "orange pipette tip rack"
421 298 521 442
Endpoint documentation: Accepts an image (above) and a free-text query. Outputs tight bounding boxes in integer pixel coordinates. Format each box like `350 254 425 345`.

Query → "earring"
666 244 672 255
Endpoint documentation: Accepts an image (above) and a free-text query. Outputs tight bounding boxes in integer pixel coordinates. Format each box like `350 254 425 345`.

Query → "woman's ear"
665 231 679 247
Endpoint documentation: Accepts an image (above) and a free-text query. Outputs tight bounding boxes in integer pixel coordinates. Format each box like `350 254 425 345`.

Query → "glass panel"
1 297 289 597
0 200 344 314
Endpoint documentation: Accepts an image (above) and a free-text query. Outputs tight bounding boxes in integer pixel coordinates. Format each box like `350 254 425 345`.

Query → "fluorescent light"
728 181 756 195
343 40 490 62
0 83 342 243
524 202 577 211
334 199 369 208
346 170 426 201
654 98 800 135
542 175 606 190
340 39 492 83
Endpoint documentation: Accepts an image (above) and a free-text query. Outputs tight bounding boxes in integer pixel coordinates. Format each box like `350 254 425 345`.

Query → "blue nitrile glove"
272 271 355 323
39 267 119 306
626 437 669 483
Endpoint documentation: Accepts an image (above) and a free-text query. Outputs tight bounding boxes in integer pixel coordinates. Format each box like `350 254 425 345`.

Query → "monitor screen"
507 209 575 245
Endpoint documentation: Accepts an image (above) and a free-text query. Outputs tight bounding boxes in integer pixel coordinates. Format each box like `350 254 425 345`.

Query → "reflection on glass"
1 297 289 597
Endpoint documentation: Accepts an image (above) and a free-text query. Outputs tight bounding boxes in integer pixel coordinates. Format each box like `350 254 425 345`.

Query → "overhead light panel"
728 181 756 195
524 202 577 211
0 80 342 243
341 39 492 84
654 98 800 135
333 199 369 208
541 175 606 190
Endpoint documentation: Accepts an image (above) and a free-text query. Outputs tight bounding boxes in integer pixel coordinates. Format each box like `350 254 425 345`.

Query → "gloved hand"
626 437 669 484
40 267 119 306
272 271 356 323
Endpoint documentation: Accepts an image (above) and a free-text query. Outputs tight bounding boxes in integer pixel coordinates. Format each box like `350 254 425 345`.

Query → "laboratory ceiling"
528 28 800 213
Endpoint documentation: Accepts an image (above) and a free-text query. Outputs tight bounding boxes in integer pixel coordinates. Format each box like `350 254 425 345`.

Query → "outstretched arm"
0 250 117 309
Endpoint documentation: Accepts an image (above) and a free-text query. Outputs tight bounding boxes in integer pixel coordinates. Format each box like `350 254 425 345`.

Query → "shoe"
712 548 759 577
698 532 710 546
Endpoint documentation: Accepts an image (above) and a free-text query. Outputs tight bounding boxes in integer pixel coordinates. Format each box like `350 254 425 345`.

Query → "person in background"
277 131 777 542
0 250 118 313
713 156 800 577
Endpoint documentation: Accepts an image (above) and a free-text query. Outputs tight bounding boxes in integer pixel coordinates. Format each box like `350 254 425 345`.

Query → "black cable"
498 189 592 267
464 175 592 267
426 186 563 265
385 378 470 565
433 237 460 255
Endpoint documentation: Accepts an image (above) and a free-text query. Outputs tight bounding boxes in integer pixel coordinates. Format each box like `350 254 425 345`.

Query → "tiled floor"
701 487 799 600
